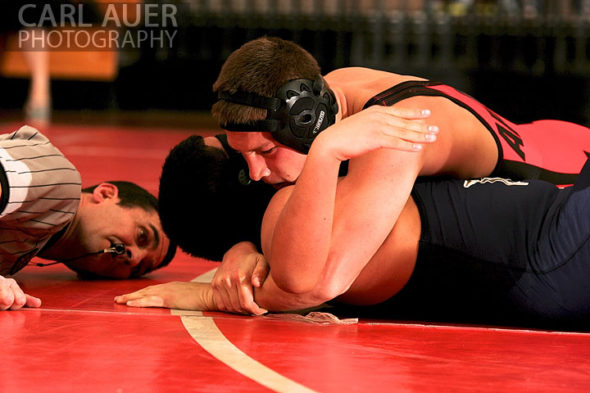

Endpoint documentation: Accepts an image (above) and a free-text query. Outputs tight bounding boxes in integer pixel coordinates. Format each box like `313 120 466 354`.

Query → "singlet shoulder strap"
215 133 247 161
363 80 444 109
214 133 253 186
214 134 233 154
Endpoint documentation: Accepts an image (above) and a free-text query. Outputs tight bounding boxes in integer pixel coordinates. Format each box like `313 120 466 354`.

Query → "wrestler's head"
158 135 275 260
212 37 322 185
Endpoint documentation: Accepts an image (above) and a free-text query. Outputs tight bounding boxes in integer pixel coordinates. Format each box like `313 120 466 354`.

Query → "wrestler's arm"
114 275 327 313
116 189 338 313
114 259 324 313
115 281 217 311
267 106 428 297
252 187 337 311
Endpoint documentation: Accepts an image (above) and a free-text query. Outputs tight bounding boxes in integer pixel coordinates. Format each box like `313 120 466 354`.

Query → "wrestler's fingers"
385 120 438 138
212 278 241 311
212 292 229 312
212 275 239 291
251 259 270 288
376 135 426 152
212 273 236 293
223 287 242 312
378 106 437 131
385 106 431 119
355 108 438 146
382 124 438 145
228 280 254 313
212 286 234 312
363 105 431 132
125 295 165 308
229 271 254 310
238 285 267 315
213 283 262 315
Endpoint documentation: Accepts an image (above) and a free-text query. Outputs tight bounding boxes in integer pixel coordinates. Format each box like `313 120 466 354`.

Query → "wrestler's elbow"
270 252 346 295
271 267 320 295
270 270 349 303
307 267 354 302
272 281 343 305
314 277 352 303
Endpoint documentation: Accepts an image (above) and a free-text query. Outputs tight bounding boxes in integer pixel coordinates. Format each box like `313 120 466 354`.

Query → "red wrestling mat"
2 121 590 393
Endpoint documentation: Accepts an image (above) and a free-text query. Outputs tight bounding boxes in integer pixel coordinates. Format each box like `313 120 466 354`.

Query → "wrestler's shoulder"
325 67 426 87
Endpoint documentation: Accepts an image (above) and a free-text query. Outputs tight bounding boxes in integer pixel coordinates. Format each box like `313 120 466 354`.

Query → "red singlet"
364 80 590 186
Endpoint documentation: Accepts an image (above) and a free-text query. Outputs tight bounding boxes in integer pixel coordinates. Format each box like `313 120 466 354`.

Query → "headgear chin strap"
219 75 338 153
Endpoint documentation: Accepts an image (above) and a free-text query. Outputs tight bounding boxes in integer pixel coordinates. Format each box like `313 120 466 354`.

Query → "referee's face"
70 194 171 279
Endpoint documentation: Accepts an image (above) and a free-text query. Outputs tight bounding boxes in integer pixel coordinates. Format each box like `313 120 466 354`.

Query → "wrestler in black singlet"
214 134 275 254
377 159 590 330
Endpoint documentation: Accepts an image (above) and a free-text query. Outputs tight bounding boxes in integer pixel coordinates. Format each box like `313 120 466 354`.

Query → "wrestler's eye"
260 147 277 156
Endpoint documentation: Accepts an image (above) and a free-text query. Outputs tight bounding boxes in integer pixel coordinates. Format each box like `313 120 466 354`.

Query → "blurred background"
2 0 590 127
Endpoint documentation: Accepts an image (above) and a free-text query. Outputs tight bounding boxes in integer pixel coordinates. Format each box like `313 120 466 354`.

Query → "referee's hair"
83 181 158 211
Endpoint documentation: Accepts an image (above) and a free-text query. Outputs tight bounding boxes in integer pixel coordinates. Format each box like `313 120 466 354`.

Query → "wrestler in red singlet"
365 80 590 186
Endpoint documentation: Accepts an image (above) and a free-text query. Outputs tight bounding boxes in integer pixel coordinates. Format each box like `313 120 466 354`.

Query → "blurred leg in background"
20 28 51 126
0 1 51 126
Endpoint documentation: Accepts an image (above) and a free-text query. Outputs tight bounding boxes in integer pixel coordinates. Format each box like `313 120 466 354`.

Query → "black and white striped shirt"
0 126 81 275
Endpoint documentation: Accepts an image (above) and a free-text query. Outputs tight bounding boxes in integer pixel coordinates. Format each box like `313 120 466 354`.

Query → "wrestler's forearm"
115 281 219 311
267 138 341 294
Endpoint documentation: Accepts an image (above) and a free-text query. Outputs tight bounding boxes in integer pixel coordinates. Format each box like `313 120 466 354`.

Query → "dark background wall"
2 0 590 125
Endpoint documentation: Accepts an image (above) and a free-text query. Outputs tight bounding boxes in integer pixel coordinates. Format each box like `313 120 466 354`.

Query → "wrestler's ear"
91 183 119 203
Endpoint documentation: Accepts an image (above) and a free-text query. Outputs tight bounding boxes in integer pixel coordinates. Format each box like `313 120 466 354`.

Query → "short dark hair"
82 181 177 271
211 36 322 127
83 181 158 211
158 135 275 261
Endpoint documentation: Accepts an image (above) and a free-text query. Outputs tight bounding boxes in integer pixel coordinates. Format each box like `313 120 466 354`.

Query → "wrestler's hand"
319 105 437 161
114 281 213 311
0 275 42 311
211 241 269 315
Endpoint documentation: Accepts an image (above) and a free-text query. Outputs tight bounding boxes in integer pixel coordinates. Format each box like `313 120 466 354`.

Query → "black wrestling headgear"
218 76 338 153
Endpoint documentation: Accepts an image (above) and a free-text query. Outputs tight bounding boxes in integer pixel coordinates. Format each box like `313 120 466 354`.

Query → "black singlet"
372 163 590 330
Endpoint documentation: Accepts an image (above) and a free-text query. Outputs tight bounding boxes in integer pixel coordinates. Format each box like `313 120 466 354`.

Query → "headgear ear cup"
219 75 338 154
272 76 338 153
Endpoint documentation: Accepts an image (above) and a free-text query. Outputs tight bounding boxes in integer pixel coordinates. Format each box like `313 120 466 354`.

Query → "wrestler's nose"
245 154 271 181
